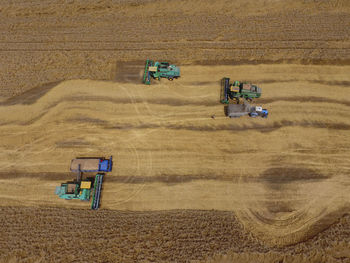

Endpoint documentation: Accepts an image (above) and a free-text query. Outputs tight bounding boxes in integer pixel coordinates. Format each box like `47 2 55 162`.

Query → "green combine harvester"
55 173 105 210
55 178 92 202
143 59 180 85
221 77 261 104
55 157 113 210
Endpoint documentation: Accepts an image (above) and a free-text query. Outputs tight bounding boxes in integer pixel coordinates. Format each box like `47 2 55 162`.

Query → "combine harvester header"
55 156 113 210
91 173 104 210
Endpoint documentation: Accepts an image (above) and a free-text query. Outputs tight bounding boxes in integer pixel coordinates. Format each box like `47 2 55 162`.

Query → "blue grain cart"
70 156 113 173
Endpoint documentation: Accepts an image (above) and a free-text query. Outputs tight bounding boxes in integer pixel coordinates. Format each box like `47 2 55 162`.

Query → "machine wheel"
168 77 174 81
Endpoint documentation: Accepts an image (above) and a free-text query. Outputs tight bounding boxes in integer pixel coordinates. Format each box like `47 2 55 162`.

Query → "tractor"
221 77 261 104
143 59 180 85
226 102 268 118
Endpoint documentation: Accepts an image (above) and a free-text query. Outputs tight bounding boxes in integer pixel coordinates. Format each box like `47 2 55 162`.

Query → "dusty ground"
0 0 349 262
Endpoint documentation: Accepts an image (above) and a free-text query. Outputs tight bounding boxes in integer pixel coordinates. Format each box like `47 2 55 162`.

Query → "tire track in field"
1 94 350 127
2 99 349 131
104 120 350 132
2 90 350 108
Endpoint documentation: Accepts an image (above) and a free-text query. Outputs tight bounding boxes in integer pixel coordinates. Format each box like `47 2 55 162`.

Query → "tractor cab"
99 158 112 172
249 106 268 118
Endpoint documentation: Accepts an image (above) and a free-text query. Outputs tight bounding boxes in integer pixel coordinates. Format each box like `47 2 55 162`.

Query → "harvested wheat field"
0 0 349 262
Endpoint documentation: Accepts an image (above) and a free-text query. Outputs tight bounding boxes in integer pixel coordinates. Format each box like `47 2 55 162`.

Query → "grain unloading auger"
55 156 113 210
143 59 180 85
